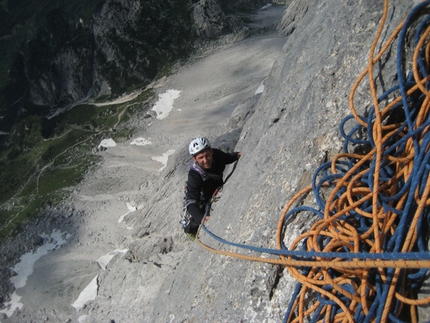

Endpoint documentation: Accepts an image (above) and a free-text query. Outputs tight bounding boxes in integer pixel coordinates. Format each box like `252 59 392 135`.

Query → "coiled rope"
196 1 430 322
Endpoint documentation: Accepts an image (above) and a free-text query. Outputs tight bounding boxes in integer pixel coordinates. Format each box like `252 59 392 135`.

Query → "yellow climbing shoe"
185 232 196 241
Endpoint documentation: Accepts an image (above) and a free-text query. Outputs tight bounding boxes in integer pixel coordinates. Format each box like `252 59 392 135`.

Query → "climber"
182 137 241 238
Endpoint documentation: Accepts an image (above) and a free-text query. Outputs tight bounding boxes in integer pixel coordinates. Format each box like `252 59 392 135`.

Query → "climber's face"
193 148 213 169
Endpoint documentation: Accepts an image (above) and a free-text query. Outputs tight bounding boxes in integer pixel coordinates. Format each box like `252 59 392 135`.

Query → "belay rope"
195 1 430 322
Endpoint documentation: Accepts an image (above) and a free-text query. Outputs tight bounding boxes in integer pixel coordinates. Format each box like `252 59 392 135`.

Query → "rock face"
1 0 429 323
193 0 228 39
192 0 269 39
85 0 428 322
129 1 427 322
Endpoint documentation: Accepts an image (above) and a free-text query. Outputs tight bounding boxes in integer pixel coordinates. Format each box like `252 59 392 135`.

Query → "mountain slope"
1 1 430 323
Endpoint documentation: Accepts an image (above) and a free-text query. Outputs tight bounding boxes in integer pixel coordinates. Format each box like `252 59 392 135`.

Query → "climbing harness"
194 1 430 322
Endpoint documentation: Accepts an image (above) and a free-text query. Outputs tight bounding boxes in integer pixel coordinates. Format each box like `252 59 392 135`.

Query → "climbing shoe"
185 232 196 241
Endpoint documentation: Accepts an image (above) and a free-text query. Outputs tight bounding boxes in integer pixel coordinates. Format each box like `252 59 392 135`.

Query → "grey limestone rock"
138 1 428 322
1 1 429 322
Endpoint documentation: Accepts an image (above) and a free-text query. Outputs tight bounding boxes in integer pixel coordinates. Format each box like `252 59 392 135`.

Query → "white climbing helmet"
188 137 211 156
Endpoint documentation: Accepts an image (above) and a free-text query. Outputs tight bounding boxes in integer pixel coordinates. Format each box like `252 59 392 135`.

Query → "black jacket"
186 148 239 226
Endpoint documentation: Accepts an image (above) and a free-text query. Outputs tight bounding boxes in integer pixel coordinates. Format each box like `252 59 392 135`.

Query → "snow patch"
0 230 70 318
255 78 266 95
118 201 142 224
96 249 128 270
98 138 117 149
151 89 181 120
72 275 98 310
151 149 175 171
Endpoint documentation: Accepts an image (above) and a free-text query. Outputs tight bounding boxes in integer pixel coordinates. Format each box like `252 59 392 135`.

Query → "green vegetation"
0 88 154 240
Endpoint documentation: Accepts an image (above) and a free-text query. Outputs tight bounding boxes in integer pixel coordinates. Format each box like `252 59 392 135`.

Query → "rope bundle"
279 1 430 321
196 1 430 322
